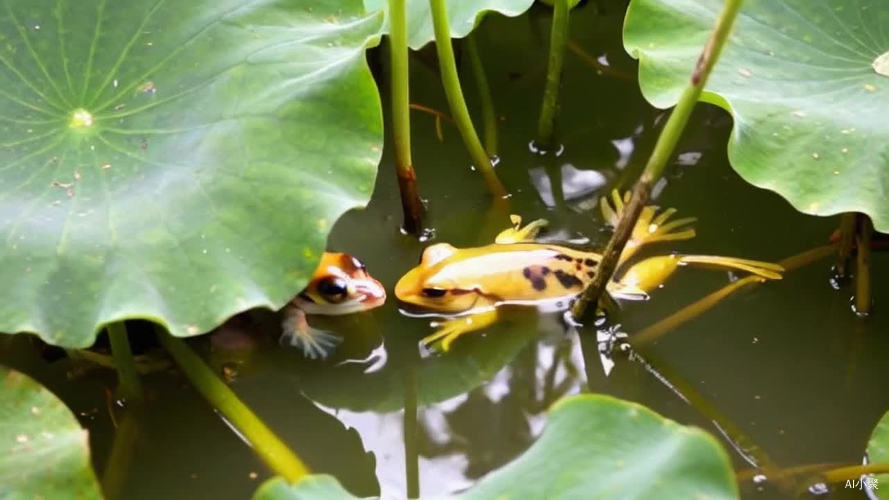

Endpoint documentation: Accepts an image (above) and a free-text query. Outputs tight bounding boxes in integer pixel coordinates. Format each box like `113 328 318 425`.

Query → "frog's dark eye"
317 277 349 302
421 287 447 298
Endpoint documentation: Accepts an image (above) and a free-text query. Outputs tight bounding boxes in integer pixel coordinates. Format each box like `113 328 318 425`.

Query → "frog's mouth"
353 278 387 310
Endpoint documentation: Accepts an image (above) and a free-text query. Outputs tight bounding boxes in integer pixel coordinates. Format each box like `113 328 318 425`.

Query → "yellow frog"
395 191 783 351
282 252 386 359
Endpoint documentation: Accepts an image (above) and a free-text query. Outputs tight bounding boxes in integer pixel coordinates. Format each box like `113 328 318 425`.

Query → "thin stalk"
835 213 857 277
536 0 570 149
429 0 507 198
572 0 744 319
632 244 837 346
820 463 889 483
389 0 424 234
100 411 139 499
157 331 308 482
465 33 497 156
403 363 420 498
856 215 873 315
107 322 143 402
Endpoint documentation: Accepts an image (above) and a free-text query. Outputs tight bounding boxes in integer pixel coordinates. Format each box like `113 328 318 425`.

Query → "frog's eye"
421 287 448 298
317 277 349 302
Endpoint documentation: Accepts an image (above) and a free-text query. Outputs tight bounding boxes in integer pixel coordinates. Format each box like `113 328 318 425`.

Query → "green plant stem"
632 244 836 346
389 0 424 234
107 322 143 403
856 215 873 315
157 331 308 483
536 0 570 149
101 411 139 499
429 0 507 198
835 213 857 277
572 0 744 320
465 33 497 157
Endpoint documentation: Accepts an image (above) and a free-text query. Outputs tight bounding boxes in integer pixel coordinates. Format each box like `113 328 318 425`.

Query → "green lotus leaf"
363 0 534 50
867 409 889 496
253 475 363 500
463 394 738 499
0 365 101 499
0 0 383 347
624 0 889 231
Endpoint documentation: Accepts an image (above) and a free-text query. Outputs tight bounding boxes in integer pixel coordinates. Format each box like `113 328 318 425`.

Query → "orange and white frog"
282 252 386 359
395 191 784 351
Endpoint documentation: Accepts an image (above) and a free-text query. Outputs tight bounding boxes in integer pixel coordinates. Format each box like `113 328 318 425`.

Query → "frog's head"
298 252 386 315
395 243 483 314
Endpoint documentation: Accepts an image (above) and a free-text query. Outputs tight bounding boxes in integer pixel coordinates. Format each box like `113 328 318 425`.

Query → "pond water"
2 1 888 499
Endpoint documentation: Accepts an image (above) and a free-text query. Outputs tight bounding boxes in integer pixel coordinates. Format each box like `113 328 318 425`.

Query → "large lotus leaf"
363 0 534 50
253 475 363 500
867 409 889 496
624 0 889 231
0 366 101 499
463 394 738 499
0 0 383 347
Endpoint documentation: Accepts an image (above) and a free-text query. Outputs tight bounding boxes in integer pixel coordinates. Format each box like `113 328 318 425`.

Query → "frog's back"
432 243 599 302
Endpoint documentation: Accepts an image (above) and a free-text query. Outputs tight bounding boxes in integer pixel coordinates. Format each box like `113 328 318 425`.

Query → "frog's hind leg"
280 306 341 360
613 254 784 296
600 190 697 263
420 310 500 352
495 214 549 244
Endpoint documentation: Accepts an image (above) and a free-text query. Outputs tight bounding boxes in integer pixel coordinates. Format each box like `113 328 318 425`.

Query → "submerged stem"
536 0 570 149
572 0 744 319
465 33 497 157
429 0 507 198
157 331 308 483
403 363 420 498
389 0 424 234
107 322 143 403
856 215 873 315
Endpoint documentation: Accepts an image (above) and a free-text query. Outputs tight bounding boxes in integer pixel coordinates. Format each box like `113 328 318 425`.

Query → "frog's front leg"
280 306 341 359
495 214 549 244
420 309 501 352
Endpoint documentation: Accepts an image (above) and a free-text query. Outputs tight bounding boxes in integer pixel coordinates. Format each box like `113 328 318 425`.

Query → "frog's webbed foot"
280 306 341 360
420 310 500 353
495 214 549 244
600 190 697 262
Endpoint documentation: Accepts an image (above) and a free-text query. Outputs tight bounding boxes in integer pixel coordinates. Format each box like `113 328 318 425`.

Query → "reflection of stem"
536 0 570 149
107 322 143 402
429 0 507 198
101 410 139 499
632 245 837 346
835 213 857 277
572 0 744 319
465 34 497 157
634 352 777 471
388 0 424 234
856 215 873 315
403 362 420 499
157 331 308 482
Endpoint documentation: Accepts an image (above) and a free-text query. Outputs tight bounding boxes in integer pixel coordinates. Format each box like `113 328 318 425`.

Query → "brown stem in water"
571 0 743 319
834 213 857 277
856 215 873 315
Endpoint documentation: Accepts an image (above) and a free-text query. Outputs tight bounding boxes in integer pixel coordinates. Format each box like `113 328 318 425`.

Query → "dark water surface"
3 1 888 499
